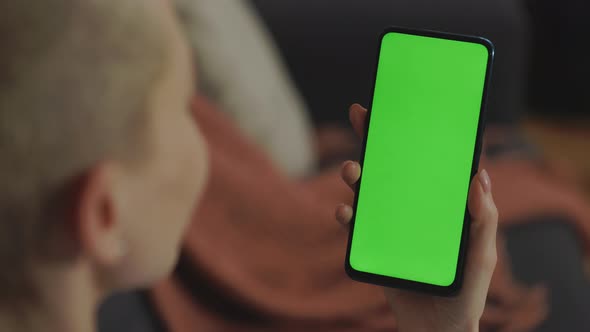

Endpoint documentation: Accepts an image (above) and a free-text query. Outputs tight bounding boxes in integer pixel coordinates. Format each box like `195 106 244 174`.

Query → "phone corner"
343 257 357 278
477 37 495 58
440 273 465 297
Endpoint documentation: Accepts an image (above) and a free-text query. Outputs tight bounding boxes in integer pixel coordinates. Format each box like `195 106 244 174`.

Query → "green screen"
349 32 489 287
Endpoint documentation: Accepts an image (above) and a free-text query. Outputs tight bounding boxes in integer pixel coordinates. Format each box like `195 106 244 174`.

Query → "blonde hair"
0 0 166 302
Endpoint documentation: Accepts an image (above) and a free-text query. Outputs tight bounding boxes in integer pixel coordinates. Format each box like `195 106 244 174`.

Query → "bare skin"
336 104 499 332
0 1 207 331
0 1 497 330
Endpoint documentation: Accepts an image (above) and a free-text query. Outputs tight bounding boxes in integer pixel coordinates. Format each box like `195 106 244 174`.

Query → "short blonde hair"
0 0 166 301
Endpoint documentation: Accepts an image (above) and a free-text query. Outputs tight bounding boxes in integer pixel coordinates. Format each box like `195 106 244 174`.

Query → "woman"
0 0 498 331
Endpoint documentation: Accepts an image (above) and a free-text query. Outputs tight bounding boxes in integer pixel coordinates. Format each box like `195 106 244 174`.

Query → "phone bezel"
344 26 495 296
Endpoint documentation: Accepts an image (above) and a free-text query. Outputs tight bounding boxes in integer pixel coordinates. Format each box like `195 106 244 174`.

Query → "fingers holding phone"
337 101 498 331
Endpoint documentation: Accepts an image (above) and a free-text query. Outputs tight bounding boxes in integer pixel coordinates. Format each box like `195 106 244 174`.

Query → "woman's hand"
336 104 499 332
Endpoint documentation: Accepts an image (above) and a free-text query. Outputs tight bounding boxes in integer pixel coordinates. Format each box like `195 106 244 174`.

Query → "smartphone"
345 27 494 296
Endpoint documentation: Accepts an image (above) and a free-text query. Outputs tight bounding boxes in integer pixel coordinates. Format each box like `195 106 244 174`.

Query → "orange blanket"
151 96 590 331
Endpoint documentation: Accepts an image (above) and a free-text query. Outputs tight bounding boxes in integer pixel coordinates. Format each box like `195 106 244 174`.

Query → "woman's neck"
0 264 99 332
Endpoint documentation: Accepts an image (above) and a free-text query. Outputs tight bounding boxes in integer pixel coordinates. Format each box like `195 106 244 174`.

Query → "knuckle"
486 203 499 221
482 249 498 270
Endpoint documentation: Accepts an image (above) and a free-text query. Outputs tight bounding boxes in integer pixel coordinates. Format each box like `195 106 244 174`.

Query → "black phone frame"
345 26 495 297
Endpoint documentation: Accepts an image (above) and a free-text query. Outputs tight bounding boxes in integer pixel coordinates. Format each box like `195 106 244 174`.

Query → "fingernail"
479 169 491 193
344 160 359 173
335 204 349 224
342 161 352 176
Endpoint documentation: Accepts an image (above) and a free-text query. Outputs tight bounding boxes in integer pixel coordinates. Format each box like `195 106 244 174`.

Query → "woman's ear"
74 162 126 268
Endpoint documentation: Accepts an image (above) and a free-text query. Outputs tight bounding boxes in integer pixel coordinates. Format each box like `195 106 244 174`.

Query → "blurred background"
250 0 590 187
100 0 590 331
